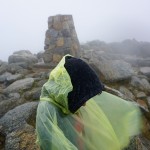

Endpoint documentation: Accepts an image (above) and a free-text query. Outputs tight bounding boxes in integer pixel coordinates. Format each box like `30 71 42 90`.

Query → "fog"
0 0 150 61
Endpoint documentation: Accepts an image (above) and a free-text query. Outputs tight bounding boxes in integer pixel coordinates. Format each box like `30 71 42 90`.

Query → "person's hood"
40 54 73 114
40 54 104 114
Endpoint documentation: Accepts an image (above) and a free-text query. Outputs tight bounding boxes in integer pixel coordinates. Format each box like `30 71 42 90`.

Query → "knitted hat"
64 56 104 113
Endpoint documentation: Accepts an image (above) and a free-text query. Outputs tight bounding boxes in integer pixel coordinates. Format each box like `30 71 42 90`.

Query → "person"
36 54 142 150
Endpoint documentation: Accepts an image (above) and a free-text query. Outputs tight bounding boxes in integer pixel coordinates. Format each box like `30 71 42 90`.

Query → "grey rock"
140 67 150 78
37 79 47 87
96 60 134 82
8 93 20 100
46 29 58 38
136 92 147 99
130 76 150 92
124 57 150 67
43 15 80 63
0 72 12 83
0 94 6 102
64 37 72 48
147 97 150 107
24 88 41 100
42 51 53 63
61 29 71 37
5 124 39 150
0 98 24 118
119 86 135 100
4 78 34 93
7 63 23 74
0 63 8 75
0 102 38 134
12 62 31 69
13 50 32 55
37 51 44 59
33 62 51 69
8 50 38 64
6 74 23 84
0 60 4 66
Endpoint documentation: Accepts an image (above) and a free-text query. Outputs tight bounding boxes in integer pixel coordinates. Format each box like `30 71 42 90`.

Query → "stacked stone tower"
43 15 80 63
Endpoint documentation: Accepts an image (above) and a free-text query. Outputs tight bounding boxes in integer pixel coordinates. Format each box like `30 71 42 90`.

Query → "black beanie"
64 56 104 113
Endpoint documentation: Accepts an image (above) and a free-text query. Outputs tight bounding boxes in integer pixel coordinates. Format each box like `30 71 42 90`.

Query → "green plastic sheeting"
36 55 142 150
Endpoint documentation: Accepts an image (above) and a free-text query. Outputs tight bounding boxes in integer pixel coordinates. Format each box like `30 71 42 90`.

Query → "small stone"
147 97 150 107
53 54 62 63
56 37 64 47
136 92 147 99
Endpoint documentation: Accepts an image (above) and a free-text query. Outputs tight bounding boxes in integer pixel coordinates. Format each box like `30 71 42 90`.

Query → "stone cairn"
43 15 81 63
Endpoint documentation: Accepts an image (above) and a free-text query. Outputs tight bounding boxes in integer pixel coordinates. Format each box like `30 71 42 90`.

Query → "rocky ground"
0 49 150 150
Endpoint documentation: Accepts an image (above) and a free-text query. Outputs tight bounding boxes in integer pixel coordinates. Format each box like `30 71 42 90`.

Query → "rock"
0 94 6 103
37 79 47 87
136 92 147 99
124 57 150 67
24 88 41 100
42 51 53 63
37 51 44 59
7 63 24 74
0 102 38 134
147 97 150 107
0 63 8 75
140 67 150 78
8 93 20 100
0 72 12 83
141 117 150 141
0 98 24 118
56 37 64 47
46 29 58 38
53 54 62 63
8 50 38 64
5 124 39 150
0 60 3 66
119 86 135 100
4 78 34 93
11 62 31 69
96 60 134 82
130 76 150 92
13 50 32 55
43 15 80 63
6 74 23 84
33 62 51 69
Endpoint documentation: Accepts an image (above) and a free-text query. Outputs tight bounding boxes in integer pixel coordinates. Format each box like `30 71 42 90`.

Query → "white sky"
0 0 150 61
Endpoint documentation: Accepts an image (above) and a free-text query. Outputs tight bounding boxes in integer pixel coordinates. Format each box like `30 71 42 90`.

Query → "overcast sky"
0 0 150 61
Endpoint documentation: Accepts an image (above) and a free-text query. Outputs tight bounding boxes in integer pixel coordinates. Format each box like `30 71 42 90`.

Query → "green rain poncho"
36 55 142 150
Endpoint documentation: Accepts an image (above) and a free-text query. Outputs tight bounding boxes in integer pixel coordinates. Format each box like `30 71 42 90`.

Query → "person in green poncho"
36 55 142 150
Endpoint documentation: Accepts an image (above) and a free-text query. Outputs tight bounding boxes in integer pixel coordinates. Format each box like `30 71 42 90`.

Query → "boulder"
0 63 8 75
124 57 150 67
136 92 147 99
8 50 38 64
0 72 12 83
0 102 38 134
119 86 135 100
6 74 23 84
8 93 20 100
96 60 135 82
147 97 150 107
24 88 41 100
0 98 24 118
140 67 150 78
130 76 150 92
7 63 24 74
4 78 34 93
5 124 39 150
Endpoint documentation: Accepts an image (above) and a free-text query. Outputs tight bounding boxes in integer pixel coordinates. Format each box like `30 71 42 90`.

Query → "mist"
0 0 150 61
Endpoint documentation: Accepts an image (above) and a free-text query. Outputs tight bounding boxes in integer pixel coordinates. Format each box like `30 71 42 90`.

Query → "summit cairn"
43 15 80 63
